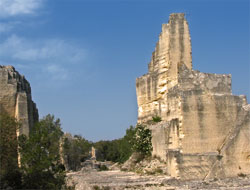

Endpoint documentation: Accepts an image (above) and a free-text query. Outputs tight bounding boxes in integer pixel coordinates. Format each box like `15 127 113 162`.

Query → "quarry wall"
0 65 38 136
136 13 250 179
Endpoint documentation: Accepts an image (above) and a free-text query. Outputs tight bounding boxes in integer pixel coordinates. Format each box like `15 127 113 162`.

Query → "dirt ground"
67 169 250 190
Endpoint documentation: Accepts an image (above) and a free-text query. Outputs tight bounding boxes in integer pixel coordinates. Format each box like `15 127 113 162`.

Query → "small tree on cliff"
19 114 66 190
152 115 162 123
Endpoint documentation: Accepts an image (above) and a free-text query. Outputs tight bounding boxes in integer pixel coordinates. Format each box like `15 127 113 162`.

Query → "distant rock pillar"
91 146 96 160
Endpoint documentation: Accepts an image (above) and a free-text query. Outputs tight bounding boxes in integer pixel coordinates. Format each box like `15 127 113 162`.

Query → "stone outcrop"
136 13 250 179
0 65 38 136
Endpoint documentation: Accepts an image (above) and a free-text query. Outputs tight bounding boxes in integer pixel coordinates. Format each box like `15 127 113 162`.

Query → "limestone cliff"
136 13 250 179
0 65 38 136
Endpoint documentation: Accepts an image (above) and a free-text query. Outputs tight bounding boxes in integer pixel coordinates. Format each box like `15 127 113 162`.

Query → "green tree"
63 134 92 171
94 125 136 163
117 125 136 163
0 113 22 189
19 114 66 190
94 140 117 162
133 125 152 156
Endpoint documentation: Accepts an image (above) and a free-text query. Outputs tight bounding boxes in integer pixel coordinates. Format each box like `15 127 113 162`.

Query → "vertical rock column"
15 93 30 136
136 13 192 123
0 65 38 136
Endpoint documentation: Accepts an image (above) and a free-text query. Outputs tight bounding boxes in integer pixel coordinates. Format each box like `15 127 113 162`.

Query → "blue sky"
0 0 249 141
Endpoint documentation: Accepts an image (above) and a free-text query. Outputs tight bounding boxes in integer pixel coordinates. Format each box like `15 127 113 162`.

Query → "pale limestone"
136 13 250 180
0 65 38 136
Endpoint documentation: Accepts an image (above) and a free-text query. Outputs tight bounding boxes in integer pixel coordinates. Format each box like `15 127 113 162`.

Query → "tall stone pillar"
136 13 192 123
0 65 39 136
136 13 250 179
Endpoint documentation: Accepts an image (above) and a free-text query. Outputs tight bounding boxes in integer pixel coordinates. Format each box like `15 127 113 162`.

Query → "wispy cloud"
0 0 44 18
0 35 87 81
0 22 15 33
0 0 88 83
46 64 69 80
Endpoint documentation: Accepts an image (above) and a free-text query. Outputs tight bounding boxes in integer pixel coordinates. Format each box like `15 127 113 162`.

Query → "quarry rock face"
136 13 250 180
0 65 38 136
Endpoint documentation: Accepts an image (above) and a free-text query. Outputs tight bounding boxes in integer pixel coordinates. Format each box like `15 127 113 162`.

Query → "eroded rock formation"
136 13 250 179
0 65 38 136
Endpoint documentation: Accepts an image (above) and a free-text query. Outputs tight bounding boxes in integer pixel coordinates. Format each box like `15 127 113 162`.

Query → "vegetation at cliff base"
0 114 71 190
0 112 153 189
94 125 136 163
132 124 152 156
0 113 22 189
19 114 66 190
63 134 92 171
94 124 152 162
61 125 137 168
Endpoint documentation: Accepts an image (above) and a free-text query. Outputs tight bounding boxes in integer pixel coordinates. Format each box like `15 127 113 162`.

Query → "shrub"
99 165 109 171
132 125 152 156
238 173 246 178
152 115 162 123
93 185 100 190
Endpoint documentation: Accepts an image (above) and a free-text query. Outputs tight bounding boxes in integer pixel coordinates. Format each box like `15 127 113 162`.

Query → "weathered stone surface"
136 13 250 179
0 65 38 136
67 168 250 190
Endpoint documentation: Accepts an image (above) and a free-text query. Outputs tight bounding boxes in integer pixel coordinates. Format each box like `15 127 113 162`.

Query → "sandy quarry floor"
67 169 250 190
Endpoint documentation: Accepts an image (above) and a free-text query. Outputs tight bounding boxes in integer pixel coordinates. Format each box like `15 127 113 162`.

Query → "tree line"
0 114 68 189
0 113 153 189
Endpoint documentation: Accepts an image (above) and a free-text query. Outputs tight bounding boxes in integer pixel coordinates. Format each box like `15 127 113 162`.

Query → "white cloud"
0 35 87 81
0 35 86 63
0 0 44 18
